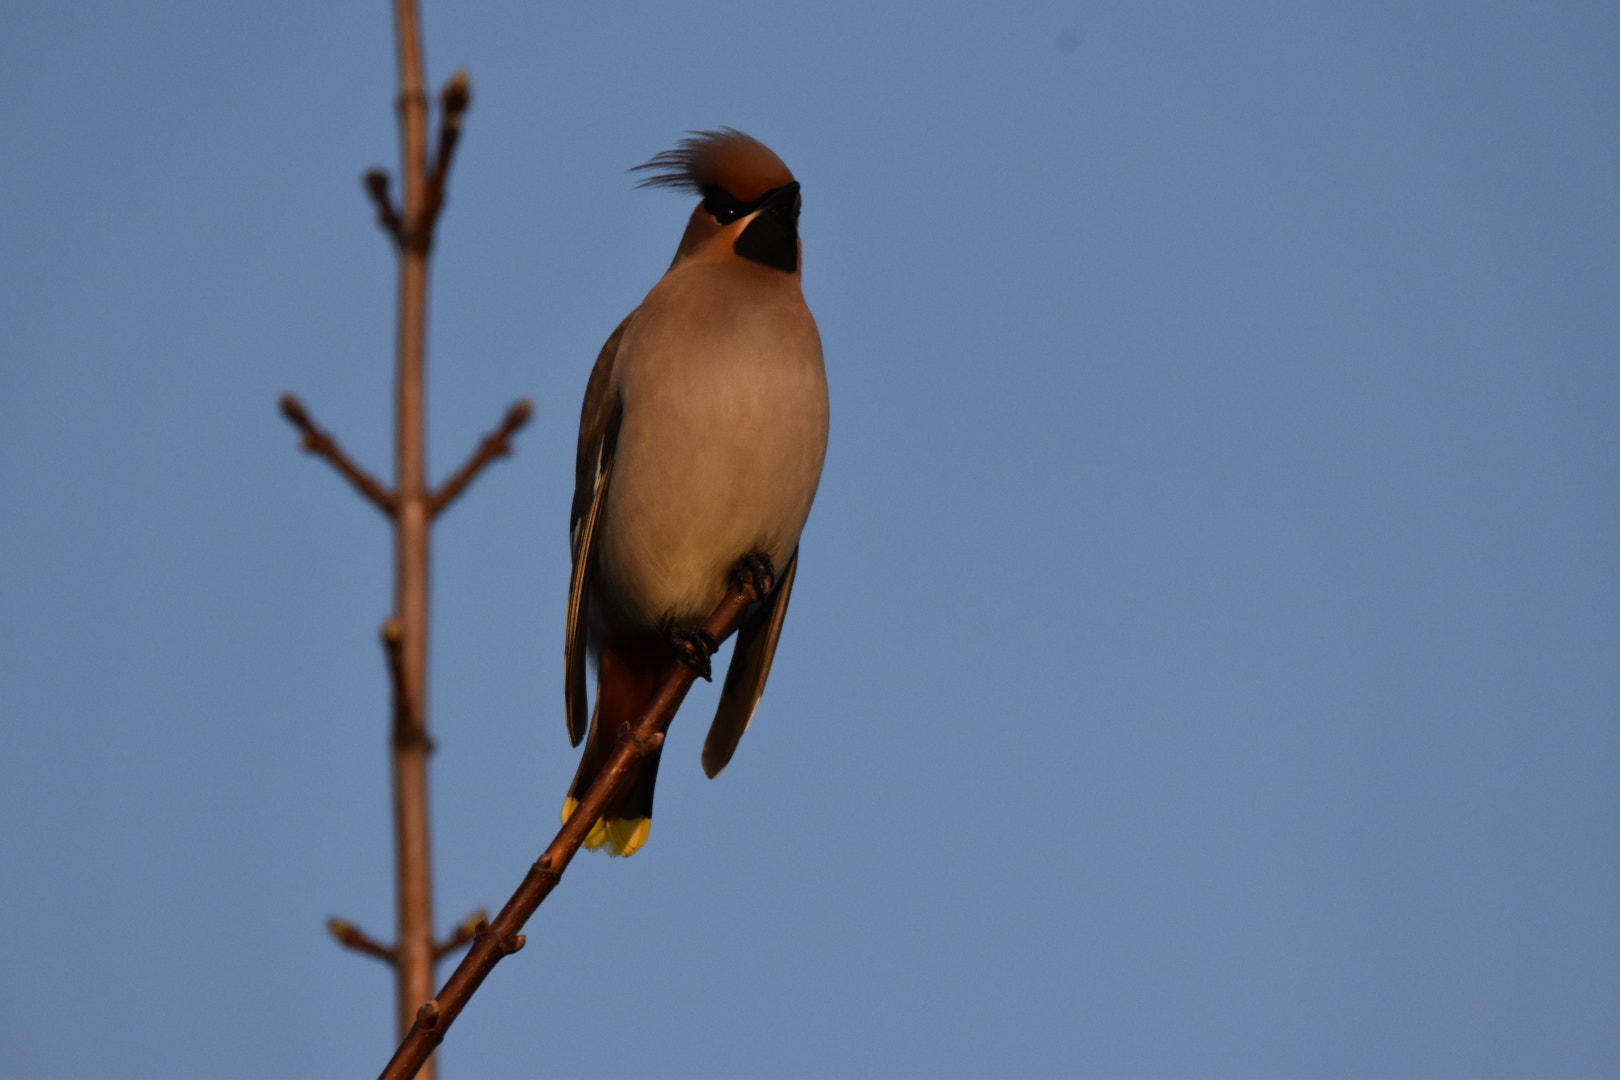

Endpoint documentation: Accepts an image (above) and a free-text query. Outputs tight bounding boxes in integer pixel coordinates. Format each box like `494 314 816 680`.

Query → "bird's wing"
703 547 799 778
565 315 630 746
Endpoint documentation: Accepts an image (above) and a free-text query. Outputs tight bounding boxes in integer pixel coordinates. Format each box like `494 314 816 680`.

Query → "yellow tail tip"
561 797 651 857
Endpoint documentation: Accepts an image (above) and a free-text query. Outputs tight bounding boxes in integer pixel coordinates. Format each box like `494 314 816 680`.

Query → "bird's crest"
632 128 794 203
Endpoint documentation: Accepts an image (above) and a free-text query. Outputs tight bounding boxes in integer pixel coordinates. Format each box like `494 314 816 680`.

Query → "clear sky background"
2 3 1617 1078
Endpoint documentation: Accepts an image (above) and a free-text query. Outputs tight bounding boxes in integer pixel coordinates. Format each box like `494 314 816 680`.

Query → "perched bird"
561 129 829 857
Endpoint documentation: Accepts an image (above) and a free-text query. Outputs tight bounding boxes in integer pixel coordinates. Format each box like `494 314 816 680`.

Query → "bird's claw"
731 552 775 598
670 625 719 681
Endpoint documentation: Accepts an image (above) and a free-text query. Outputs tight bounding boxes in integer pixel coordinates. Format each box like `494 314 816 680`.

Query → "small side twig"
326 908 485 966
375 570 766 1080
420 70 471 237
382 617 432 754
364 170 406 244
435 910 488 961
429 399 533 517
328 917 397 966
279 394 397 517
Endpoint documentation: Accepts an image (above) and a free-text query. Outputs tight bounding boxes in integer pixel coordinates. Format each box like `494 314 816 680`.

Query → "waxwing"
561 129 829 856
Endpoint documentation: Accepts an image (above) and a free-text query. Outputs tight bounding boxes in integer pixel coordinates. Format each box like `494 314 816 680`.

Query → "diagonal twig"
429 399 533 517
279 394 398 517
328 917 397 966
375 571 767 1080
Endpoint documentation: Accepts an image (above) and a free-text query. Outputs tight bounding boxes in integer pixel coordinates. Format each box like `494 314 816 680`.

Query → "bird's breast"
591 265 829 637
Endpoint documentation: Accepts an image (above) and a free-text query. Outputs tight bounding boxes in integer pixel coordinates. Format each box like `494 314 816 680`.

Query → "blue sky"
2 3 1617 1077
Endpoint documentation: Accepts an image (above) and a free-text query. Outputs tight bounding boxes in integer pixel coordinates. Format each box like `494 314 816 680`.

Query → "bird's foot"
731 552 776 599
667 623 719 681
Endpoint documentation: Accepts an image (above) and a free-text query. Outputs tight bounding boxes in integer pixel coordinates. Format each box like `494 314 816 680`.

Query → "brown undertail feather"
562 642 665 857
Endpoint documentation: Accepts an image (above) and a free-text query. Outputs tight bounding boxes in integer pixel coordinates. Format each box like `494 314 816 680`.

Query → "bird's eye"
703 188 748 225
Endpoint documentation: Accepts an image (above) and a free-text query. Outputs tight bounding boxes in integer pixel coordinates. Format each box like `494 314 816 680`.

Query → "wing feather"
702 548 800 778
565 316 631 746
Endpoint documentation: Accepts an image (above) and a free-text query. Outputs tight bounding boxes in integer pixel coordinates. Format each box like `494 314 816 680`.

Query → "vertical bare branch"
286 9 522 1077
388 2 438 1072
375 575 766 1080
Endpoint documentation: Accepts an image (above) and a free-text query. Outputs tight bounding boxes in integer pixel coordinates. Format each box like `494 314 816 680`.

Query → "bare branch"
381 3 441 1057
299 4 494 1076
419 70 472 240
328 917 397 965
429 399 533 517
375 570 767 1080
364 169 406 245
435 909 489 961
279 394 397 517
379 617 432 755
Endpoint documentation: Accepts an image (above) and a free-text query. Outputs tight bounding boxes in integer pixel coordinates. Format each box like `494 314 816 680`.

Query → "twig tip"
279 393 308 424
443 70 472 114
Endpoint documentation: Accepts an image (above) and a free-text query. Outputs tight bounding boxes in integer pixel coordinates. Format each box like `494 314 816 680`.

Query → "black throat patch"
733 182 800 274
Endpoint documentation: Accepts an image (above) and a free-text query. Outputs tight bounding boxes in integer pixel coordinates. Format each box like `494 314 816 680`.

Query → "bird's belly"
592 354 826 634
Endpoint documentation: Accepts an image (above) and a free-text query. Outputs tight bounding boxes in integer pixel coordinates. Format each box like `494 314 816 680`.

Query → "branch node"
394 88 430 128
394 726 436 755
416 1000 441 1030
504 934 526 955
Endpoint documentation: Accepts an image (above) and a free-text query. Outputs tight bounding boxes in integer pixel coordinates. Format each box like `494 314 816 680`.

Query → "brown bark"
375 574 767 1080
388 0 435 1058
281 6 527 1079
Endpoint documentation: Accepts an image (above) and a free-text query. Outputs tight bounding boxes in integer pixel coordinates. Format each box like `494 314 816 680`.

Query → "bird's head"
633 128 802 274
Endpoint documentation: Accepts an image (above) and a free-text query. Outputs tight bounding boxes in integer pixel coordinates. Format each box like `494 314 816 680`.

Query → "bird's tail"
561 641 665 857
